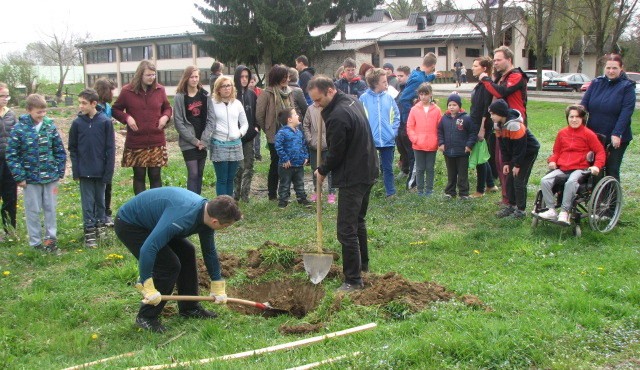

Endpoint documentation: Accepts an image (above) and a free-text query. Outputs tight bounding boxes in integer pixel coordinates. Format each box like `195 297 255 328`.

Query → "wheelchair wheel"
587 176 622 233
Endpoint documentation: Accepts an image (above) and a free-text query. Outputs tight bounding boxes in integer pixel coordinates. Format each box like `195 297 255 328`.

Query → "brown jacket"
256 86 298 143
302 104 327 151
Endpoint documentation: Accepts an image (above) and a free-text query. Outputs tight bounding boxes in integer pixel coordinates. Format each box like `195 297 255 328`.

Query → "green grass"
1 99 639 369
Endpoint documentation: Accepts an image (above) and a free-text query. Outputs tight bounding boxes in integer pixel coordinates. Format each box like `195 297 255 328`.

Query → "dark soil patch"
278 323 324 335
193 241 490 324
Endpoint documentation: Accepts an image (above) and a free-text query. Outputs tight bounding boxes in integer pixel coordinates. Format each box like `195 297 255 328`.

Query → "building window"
465 48 480 58
121 73 135 85
157 42 192 59
121 46 153 62
424 47 435 55
437 47 447 56
86 73 117 87
522 49 527 58
384 48 421 58
157 70 183 86
86 48 115 64
197 47 210 58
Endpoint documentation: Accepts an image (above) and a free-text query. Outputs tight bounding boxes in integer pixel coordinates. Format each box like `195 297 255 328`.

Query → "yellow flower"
409 241 426 245
473 250 480 254
17 252 23 256
597 267 604 271
91 333 99 340
106 253 124 260
2 271 10 276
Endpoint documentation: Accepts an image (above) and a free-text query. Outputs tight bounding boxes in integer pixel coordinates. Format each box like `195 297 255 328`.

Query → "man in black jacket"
233 65 259 202
309 75 379 292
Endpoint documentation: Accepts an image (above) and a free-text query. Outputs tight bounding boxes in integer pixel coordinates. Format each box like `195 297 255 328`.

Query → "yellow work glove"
209 280 227 304
134 277 162 306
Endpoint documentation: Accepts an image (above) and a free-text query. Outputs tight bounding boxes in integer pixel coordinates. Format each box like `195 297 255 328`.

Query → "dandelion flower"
2 271 10 276
473 250 480 254
91 333 99 340
17 252 23 256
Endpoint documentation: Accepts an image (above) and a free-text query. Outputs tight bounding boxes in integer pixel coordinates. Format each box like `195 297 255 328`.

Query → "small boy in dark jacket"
274 108 310 208
438 94 476 199
489 99 540 219
69 89 115 247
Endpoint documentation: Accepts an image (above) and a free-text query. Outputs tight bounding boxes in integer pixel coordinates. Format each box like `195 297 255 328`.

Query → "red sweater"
548 125 605 171
113 84 172 149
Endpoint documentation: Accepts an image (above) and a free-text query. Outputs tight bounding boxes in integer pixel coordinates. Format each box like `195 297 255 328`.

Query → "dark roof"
407 7 523 26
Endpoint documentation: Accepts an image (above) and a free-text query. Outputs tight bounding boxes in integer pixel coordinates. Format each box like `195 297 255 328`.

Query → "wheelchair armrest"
586 151 595 165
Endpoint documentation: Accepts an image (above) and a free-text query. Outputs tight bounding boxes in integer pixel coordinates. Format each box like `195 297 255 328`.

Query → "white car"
525 69 561 90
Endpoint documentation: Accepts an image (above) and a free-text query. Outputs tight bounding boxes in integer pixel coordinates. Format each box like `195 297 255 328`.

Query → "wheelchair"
531 151 622 237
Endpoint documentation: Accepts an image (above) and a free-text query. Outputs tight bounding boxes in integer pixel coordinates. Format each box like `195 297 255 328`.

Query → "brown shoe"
470 192 485 198
486 186 500 193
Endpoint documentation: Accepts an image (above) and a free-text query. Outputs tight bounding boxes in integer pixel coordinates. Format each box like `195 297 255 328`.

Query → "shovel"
161 295 289 316
303 119 333 284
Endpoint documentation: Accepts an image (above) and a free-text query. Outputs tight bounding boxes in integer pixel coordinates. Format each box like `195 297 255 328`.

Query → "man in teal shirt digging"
115 187 242 333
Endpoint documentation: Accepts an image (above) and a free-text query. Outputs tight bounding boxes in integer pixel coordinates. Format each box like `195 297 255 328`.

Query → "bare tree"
26 27 86 100
522 0 559 89
451 0 512 57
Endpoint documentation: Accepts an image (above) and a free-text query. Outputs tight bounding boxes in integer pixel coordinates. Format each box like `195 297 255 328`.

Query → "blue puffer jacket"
398 70 437 123
68 107 115 182
580 72 636 143
437 111 476 157
6 114 66 184
359 89 400 148
274 125 309 166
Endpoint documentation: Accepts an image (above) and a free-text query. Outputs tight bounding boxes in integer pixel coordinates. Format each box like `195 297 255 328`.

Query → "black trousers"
337 183 373 285
114 216 199 319
0 159 17 232
396 124 413 175
605 141 629 182
505 152 538 210
444 155 470 197
267 143 280 200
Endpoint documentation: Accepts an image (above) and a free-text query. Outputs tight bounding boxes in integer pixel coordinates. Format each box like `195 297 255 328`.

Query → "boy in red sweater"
535 105 605 224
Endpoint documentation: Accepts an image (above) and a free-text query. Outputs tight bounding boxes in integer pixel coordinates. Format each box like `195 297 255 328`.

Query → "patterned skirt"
121 146 168 168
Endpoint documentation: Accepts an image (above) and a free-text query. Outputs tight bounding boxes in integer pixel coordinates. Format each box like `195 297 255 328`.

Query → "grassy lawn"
0 99 639 369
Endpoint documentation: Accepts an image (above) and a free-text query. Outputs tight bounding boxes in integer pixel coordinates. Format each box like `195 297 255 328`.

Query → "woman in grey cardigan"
173 66 215 194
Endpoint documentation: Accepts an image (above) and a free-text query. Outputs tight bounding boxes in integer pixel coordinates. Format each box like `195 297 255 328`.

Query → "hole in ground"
227 278 325 319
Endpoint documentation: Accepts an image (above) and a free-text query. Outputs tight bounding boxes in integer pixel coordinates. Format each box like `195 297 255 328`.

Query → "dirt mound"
278 323 324 335
192 242 490 325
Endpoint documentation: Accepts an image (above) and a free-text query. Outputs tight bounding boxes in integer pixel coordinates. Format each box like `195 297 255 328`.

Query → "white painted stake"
284 351 362 370
61 351 138 370
130 322 377 370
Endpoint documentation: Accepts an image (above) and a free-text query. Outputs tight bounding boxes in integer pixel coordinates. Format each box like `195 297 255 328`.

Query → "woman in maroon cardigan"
113 60 172 194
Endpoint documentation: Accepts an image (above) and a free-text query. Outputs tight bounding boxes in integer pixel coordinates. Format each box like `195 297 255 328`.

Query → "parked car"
524 69 560 90
542 73 591 92
580 72 640 93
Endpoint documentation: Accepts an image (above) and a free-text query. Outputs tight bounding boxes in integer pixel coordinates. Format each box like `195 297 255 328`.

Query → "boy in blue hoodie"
274 108 311 208
6 94 66 253
69 89 115 248
438 94 476 199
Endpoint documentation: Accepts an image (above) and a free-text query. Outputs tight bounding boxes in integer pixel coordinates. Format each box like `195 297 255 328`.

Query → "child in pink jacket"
407 83 442 196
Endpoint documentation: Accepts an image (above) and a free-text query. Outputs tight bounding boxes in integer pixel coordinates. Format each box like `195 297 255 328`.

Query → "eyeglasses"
0 95 9 100
220 84 233 89
143 74 156 78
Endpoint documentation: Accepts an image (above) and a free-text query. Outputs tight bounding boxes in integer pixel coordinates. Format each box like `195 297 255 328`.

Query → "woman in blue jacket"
360 68 400 197
581 53 636 181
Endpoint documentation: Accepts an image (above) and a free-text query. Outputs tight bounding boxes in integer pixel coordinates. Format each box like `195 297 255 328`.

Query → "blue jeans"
278 166 307 202
378 146 395 196
79 178 107 229
213 161 240 196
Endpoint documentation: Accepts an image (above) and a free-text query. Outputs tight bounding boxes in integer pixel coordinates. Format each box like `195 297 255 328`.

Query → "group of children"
4 83 116 252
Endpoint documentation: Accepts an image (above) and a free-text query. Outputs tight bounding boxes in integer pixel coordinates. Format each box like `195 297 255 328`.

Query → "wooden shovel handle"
161 295 269 310
316 119 323 253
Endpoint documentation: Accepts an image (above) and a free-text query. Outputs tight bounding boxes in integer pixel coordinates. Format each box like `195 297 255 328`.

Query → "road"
430 82 640 108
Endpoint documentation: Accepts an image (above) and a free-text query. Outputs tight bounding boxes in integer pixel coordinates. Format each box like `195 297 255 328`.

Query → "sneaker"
536 208 558 221
444 194 454 200
84 228 97 248
310 193 317 202
104 215 114 227
42 238 62 255
510 209 526 219
278 201 288 208
336 282 364 293
135 316 167 333
298 198 313 208
496 205 516 218
486 186 500 193
459 195 471 200
180 306 218 319
327 193 336 204
557 211 570 225
470 192 485 198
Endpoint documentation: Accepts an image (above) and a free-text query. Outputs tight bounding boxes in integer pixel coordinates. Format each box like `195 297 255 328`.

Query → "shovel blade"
302 253 333 284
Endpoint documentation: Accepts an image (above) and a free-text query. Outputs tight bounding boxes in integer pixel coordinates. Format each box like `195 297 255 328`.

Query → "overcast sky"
2 0 207 56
